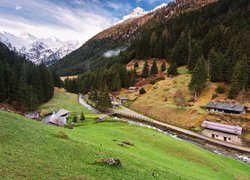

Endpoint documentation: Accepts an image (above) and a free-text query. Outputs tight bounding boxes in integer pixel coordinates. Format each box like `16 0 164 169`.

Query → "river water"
78 94 250 163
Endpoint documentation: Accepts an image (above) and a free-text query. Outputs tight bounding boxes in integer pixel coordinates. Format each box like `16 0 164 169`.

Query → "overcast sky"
0 0 171 43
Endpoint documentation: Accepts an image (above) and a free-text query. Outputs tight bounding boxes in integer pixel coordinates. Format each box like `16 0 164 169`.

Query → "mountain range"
0 31 79 65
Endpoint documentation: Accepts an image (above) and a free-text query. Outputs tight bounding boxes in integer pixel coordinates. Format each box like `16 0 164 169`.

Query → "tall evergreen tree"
167 62 178 77
0 61 5 102
150 60 158 75
229 56 249 99
208 48 223 82
141 61 149 78
188 56 207 99
161 61 166 72
134 61 139 69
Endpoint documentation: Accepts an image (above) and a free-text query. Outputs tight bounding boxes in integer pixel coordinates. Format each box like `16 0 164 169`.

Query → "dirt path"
113 106 250 154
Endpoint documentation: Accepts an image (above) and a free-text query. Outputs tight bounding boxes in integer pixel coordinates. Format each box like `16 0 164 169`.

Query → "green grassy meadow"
39 88 91 115
1 89 250 179
0 110 250 179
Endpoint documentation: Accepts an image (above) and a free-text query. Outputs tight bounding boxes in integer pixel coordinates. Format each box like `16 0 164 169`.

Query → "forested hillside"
0 42 56 110
61 0 249 99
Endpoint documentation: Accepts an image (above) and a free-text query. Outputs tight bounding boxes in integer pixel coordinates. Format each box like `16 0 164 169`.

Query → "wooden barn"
205 102 247 114
201 121 242 145
43 109 69 127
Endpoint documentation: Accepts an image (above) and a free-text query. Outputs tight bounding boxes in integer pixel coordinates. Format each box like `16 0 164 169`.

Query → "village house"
128 87 138 93
43 109 70 127
205 102 247 114
118 96 129 104
24 111 40 120
201 120 242 145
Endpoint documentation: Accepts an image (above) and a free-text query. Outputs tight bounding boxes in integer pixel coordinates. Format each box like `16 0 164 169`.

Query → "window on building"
224 137 227 141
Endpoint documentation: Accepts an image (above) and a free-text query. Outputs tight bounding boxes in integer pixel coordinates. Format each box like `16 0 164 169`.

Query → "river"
78 94 250 163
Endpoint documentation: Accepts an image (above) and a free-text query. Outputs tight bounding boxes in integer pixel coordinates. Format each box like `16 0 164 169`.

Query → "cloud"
15 6 22 10
0 0 118 43
103 47 127 58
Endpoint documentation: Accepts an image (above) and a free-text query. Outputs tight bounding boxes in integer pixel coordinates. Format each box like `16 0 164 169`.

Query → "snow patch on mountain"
115 3 169 25
0 31 79 65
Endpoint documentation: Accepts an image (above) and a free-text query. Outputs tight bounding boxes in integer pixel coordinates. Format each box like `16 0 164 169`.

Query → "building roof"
49 117 67 126
202 120 242 135
119 96 129 100
205 102 246 112
54 109 70 117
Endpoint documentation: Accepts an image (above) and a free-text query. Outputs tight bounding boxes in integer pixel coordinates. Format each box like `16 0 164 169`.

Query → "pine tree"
209 48 223 82
134 61 139 69
111 72 121 91
161 61 166 72
96 86 112 111
119 66 129 88
0 61 5 102
188 41 202 71
229 56 249 99
150 60 158 75
167 62 178 77
141 61 149 78
188 56 207 99
129 70 137 86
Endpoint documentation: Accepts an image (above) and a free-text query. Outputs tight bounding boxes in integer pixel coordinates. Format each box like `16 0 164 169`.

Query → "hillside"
1 110 250 179
0 42 55 110
119 65 250 143
51 0 217 75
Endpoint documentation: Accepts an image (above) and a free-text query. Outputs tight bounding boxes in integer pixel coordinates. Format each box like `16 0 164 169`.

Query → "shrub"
139 88 146 94
80 112 85 121
56 131 69 139
211 93 218 100
73 115 78 123
150 80 156 85
216 86 225 94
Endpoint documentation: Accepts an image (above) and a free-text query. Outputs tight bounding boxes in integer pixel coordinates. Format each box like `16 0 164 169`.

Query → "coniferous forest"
0 42 58 110
62 0 249 100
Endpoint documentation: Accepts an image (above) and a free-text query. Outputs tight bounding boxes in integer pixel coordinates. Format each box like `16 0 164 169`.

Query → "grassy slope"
126 66 250 134
0 110 250 179
39 88 91 115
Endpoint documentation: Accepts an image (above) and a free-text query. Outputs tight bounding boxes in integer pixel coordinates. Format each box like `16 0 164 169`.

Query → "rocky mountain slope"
0 32 79 65
51 0 217 75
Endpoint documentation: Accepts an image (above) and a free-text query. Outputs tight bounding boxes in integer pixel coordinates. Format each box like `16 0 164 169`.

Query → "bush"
216 86 225 94
139 88 146 94
150 80 156 85
56 131 69 139
80 112 85 121
73 115 78 123
211 93 218 100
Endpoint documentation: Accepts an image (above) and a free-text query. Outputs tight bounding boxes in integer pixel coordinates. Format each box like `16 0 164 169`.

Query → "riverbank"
79 95 250 162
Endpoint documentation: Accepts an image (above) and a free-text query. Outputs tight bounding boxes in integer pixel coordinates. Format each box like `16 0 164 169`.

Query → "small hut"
205 102 246 114
201 120 242 145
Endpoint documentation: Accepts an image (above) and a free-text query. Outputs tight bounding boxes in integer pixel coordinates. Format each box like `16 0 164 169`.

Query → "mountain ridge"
0 31 79 65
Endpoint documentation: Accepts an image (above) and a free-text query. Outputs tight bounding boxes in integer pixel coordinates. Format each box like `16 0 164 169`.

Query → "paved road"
113 106 250 153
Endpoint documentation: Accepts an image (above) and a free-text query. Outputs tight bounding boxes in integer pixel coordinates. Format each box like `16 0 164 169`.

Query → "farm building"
201 120 242 145
118 96 129 103
205 102 247 114
24 111 40 120
43 109 69 127
128 87 138 93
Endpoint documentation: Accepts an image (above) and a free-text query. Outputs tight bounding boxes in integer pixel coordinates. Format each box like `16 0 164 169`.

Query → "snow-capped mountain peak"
130 7 146 16
0 31 79 65
152 3 168 11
